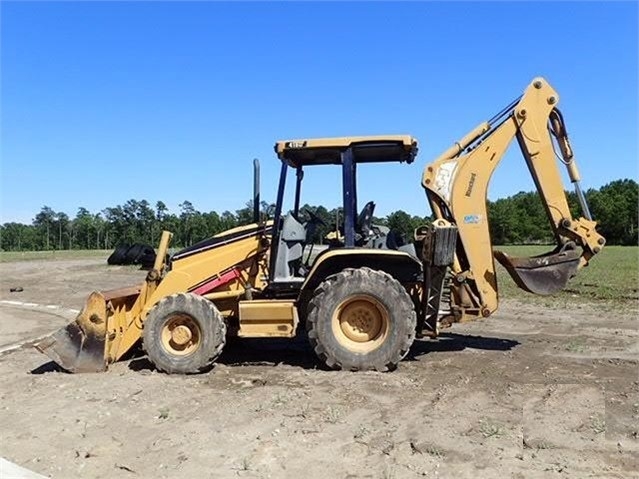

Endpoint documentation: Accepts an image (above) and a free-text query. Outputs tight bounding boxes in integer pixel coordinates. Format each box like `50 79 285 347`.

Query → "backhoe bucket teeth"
34 292 109 373
494 247 581 296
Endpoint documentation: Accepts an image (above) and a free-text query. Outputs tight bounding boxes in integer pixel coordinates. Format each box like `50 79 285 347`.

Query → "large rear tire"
107 244 130 265
143 293 226 374
306 267 416 372
125 243 148 264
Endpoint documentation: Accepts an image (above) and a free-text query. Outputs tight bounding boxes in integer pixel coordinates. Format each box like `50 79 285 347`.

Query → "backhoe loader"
36 77 604 374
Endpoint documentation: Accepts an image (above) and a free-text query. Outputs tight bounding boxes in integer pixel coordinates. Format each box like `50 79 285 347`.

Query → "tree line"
487 179 637 246
0 179 636 252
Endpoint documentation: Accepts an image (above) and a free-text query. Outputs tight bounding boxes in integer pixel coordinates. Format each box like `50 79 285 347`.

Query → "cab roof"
274 135 418 168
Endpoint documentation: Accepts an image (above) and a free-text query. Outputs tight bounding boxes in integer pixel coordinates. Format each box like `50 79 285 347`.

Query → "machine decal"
433 161 458 202
285 141 307 148
172 224 272 261
465 172 477 197
463 214 482 224
190 267 243 296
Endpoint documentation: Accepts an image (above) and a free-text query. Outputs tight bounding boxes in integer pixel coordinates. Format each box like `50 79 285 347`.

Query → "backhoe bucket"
494 246 581 296
35 292 109 372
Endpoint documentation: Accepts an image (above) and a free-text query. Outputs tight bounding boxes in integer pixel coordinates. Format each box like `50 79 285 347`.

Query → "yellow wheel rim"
331 294 390 353
160 314 202 356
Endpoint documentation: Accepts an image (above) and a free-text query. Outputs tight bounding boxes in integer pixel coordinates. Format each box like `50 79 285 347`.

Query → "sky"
1 1 637 224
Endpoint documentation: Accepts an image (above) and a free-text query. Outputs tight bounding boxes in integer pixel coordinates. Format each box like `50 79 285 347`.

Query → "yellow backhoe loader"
35 77 604 374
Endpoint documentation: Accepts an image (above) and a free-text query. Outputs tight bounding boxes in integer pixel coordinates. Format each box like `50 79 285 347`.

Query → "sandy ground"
0 259 637 479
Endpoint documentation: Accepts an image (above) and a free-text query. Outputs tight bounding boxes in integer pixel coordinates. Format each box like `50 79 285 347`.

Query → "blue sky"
1 1 637 223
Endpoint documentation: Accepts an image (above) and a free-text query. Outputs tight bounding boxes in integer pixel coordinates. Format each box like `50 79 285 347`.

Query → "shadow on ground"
28 332 520 374
30 361 68 374
406 332 520 361
126 332 520 373
127 337 317 373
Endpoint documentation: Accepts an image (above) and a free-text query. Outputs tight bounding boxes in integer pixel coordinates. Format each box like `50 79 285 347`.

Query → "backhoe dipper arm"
422 77 604 323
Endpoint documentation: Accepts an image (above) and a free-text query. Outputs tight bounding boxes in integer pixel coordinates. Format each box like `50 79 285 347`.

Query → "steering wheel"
304 208 326 226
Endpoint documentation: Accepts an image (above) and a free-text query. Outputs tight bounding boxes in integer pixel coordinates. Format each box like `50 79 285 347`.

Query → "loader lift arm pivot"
422 77 604 325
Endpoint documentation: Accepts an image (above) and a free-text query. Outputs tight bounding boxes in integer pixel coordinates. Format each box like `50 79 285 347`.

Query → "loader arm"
422 77 604 323
35 224 272 372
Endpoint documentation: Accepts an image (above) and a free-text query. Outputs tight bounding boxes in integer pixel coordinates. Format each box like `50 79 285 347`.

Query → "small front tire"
143 293 226 374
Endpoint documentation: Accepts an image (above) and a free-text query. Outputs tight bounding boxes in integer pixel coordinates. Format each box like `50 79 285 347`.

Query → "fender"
300 248 421 298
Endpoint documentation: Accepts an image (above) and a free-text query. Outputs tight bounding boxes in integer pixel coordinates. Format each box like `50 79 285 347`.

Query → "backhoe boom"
422 77 604 325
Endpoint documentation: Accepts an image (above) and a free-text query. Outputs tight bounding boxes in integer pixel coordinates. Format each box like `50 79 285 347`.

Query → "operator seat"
356 201 376 241
273 212 307 282
385 230 406 250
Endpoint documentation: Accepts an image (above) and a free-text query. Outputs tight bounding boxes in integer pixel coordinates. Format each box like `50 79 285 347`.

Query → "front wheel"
143 293 226 374
306 267 416 371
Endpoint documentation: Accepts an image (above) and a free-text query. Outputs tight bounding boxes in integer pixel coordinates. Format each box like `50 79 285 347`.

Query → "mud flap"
494 244 581 296
34 292 109 372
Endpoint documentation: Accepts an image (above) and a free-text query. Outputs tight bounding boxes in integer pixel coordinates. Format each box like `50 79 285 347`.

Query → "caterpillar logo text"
465 172 477 197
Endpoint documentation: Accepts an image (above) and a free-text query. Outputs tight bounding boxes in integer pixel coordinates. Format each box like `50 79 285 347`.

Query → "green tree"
488 198 520 244
386 210 427 240
588 179 638 245
33 206 57 250
299 204 332 243
55 212 70 249
220 211 237 231
179 201 197 246
137 200 156 244
2 178 635 251
0 222 36 251
73 207 94 249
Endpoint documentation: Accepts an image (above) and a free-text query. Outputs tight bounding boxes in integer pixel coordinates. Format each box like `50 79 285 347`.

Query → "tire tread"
143 293 226 374
306 267 416 372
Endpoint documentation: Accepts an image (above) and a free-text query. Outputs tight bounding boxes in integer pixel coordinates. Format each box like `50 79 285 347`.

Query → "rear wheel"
306 267 416 371
143 293 226 374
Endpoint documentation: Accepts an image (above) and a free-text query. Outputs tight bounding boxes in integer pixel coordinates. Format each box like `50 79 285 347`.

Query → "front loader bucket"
35 292 109 372
494 245 581 296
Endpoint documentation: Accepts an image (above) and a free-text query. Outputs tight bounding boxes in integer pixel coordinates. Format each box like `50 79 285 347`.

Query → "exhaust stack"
253 158 260 223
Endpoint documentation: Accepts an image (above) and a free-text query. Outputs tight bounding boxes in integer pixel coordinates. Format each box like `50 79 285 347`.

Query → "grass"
322 405 342 424
534 441 555 450
565 340 586 353
478 419 503 439
494 245 638 309
422 444 445 458
0 249 110 262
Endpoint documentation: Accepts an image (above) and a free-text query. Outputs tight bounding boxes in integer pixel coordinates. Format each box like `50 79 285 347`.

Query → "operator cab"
269 135 418 289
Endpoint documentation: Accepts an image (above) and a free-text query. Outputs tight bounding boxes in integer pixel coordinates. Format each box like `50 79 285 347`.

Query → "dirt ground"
0 259 637 479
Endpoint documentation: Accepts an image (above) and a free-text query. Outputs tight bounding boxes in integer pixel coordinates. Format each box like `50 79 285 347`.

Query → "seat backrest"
357 201 376 236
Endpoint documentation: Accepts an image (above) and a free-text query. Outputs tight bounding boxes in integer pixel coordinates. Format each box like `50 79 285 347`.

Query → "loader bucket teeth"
494 247 581 296
34 292 109 373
